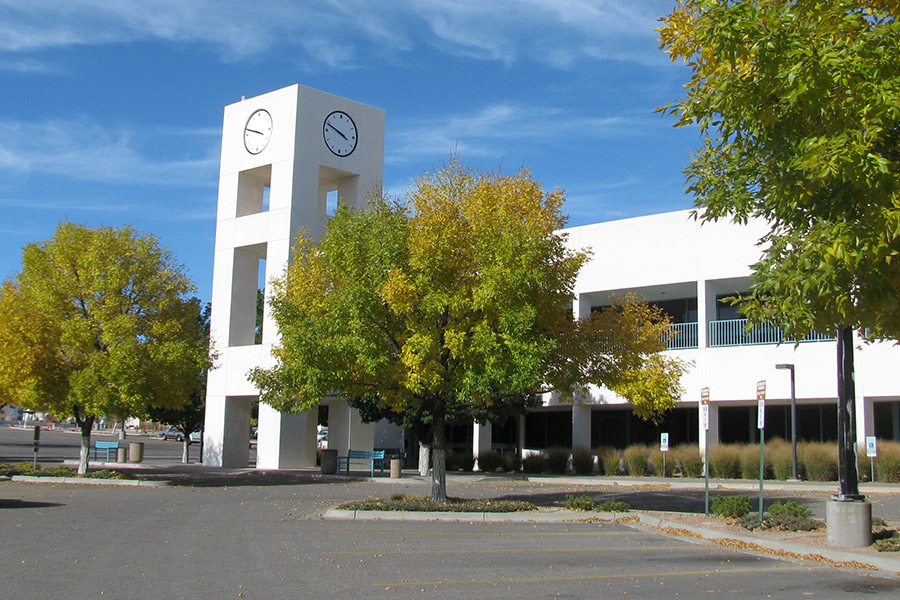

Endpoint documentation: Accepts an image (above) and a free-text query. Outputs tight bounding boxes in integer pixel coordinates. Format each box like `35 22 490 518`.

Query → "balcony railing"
708 318 835 347
664 322 699 350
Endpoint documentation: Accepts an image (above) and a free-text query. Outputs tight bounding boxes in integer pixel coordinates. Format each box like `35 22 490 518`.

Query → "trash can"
390 458 402 479
116 447 127 463
129 442 144 463
320 449 338 475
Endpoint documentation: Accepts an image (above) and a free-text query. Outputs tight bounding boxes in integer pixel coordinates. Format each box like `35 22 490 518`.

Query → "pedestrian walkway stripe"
326 545 698 556
375 565 828 588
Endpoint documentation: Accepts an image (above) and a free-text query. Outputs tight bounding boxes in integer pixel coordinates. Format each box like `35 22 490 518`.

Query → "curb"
10 475 170 487
322 507 900 574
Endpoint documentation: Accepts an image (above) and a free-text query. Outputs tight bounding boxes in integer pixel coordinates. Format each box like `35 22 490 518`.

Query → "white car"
189 429 202 444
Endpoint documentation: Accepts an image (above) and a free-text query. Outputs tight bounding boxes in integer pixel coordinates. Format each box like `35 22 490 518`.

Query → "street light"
776 363 798 480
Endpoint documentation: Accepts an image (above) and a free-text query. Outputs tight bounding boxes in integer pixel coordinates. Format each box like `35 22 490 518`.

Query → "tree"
148 301 212 464
658 0 900 498
0 223 212 473
658 0 900 340
251 159 685 501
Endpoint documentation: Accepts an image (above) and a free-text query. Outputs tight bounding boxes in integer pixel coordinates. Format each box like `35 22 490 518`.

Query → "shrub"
799 442 838 481
873 532 900 552
445 451 474 472
571 447 595 475
741 513 822 532
521 453 547 474
767 438 797 480
624 444 649 476
649 448 675 477
477 450 501 473
546 446 570 474
708 444 741 479
566 494 595 511
873 441 900 483
597 446 622 476
670 444 704 478
501 450 519 472
738 444 772 480
597 499 630 512
711 494 752 519
767 500 812 519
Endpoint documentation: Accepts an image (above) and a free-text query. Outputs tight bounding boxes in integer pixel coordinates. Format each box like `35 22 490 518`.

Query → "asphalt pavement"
3 425 900 599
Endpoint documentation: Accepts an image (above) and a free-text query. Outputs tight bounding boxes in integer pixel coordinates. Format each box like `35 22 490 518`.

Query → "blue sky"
0 1 696 302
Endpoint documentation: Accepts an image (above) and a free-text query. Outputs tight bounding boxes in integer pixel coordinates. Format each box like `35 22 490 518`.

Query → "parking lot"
3 426 900 598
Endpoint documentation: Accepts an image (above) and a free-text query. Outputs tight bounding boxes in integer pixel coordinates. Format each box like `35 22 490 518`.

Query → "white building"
509 211 900 456
203 85 900 470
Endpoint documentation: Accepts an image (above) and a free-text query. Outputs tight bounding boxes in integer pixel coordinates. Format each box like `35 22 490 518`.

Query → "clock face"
244 109 273 154
323 111 358 157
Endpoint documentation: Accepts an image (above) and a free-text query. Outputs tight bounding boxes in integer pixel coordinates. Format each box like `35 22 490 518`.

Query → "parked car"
250 426 258 439
189 429 202 444
160 427 184 442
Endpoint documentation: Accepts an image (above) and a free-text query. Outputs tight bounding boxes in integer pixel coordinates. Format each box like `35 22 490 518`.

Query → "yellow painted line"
326 545 698 556
375 565 828 587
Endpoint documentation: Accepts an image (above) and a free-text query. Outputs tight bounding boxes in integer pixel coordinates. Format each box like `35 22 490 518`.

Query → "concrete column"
573 293 591 319
473 421 492 470
572 403 591 451
327 401 374 453
256 403 318 469
203 395 251 468
697 279 717 348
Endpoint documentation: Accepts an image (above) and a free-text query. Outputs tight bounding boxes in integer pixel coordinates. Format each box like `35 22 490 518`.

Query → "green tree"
148 301 212 464
658 0 900 339
251 160 684 500
658 0 900 498
0 223 212 473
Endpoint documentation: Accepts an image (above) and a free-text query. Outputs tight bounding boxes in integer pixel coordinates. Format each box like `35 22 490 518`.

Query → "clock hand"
246 128 265 136
326 123 348 140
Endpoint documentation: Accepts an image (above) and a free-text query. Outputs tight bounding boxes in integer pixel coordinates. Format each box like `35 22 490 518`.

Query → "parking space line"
325 545 698 556
375 565 828 587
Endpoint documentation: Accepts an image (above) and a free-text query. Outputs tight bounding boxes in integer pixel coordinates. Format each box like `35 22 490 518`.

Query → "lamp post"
775 363 798 480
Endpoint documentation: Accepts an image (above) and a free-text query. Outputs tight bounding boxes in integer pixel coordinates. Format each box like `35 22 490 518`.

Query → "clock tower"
203 85 385 468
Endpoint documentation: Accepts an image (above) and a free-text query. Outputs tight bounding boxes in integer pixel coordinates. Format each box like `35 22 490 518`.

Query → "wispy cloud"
0 1 669 69
0 118 220 187
387 102 648 165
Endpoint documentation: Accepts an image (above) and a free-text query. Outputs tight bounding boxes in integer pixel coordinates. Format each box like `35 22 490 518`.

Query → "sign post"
866 436 877 483
32 425 41 469
701 387 710 515
757 380 766 522
660 433 669 478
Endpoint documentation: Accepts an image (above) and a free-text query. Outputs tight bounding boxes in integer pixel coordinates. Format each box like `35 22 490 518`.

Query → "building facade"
204 85 900 470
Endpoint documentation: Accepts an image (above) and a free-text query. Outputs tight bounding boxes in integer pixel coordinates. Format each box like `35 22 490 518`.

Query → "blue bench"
93 440 120 462
337 450 385 477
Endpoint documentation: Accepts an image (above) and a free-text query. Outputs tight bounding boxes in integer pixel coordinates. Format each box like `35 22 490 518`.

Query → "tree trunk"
78 419 93 475
418 442 431 477
431 415 447 502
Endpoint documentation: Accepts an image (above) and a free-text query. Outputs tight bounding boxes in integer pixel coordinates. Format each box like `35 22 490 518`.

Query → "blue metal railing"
708 318 834 347
663 322 699 350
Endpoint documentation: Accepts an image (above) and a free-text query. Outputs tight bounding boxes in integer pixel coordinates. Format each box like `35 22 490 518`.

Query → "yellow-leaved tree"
0 223 213 474
251 159 685 500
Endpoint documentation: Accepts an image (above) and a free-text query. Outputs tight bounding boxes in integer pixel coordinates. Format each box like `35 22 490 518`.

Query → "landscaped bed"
0 462 133 480
339 494 537 513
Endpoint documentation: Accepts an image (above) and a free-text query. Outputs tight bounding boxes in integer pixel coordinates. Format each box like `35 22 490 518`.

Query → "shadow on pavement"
0 498 64 509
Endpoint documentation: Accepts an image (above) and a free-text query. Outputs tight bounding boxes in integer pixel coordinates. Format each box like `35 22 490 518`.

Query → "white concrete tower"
203 85 385 468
